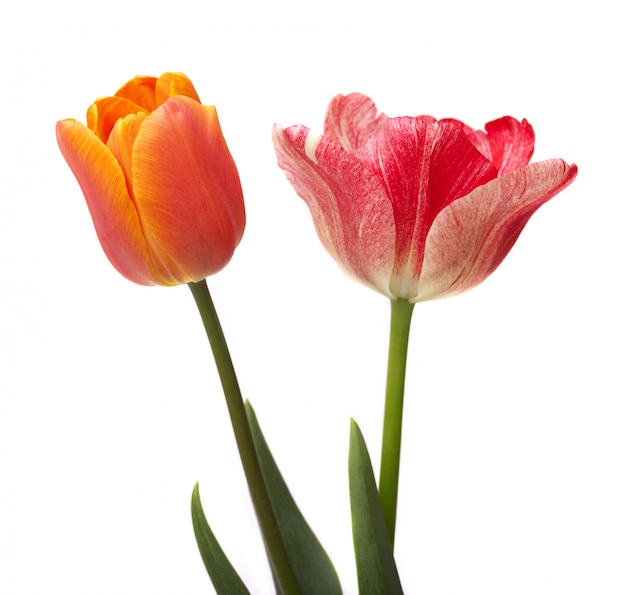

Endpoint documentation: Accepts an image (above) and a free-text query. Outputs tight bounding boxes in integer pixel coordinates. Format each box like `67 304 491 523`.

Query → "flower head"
57 72 245 286
273 93 577 302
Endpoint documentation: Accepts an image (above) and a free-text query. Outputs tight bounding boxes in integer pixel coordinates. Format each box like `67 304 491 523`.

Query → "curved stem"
378 298 415 548
188 279 300 595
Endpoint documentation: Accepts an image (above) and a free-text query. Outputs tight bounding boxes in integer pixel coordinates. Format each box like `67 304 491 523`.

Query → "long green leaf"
349 420 403 594
245 401 343 595
191 482 251 595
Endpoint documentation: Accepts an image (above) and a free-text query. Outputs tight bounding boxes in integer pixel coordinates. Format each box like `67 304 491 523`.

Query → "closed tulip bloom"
273 93 577 302
57 72 245 286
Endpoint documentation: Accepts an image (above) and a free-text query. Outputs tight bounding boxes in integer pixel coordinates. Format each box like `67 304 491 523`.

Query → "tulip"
273 93 577 302
57 72 245 286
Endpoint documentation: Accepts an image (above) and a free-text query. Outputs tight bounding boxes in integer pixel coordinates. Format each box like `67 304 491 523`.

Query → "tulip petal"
446 116 535 175
357 118 498 298
131 97 245 284
155 72 201 105
416 159 578 301
56 119 158 285
114 76 158 112
274 123 396 297
482 117 535 174
324 93 388 153
106 111 147 192
87 96 149 143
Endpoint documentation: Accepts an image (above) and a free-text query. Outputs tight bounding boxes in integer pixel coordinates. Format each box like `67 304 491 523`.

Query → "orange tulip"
57 72 245 285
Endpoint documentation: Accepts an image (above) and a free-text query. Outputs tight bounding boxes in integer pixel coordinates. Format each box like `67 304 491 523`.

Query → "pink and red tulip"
57 72 245 286
273 93 577 302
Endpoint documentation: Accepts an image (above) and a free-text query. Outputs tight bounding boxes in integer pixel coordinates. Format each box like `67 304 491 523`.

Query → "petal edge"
56 119 157 284
417 159 578 301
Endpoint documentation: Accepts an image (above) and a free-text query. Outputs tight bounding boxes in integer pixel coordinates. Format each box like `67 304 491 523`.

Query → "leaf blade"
246 401 343 595
191 482 251 595
349 419 403 594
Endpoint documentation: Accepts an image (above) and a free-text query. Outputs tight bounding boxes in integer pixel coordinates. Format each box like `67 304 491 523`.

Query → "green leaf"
245 401 343 595
191 482 251 595
349 420 403 594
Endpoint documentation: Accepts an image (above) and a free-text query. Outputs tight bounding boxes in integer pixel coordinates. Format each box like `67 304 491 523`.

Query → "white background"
1 0 623 593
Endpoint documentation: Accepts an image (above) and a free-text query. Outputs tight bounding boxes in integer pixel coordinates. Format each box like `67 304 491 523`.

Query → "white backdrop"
1 0 623 593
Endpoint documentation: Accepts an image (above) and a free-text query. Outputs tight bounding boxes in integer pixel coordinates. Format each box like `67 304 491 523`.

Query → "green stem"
378 298 415 548
188 279 300 595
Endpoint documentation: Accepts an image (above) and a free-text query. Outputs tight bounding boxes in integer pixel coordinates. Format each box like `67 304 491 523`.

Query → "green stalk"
188 279 300 595
378 298 415 548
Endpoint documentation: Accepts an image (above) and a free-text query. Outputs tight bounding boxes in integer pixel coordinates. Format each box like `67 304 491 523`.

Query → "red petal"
273 123 396 296
417 159 578 301
458 116 535 175
324 93 388 153
356 118 498 298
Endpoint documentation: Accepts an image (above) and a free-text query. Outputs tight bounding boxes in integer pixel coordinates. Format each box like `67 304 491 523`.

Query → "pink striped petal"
273 123 396 296
324 93 388 153
446 116 535 175
416 159 578 301
356 118 497 298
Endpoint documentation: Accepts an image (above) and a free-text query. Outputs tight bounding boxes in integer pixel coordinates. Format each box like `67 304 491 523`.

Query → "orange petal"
56 119 159 285
87 96 148 143
133 96 245 283
155 72 201 105
114 76 158 112
130 96 245 283
106 111 148 192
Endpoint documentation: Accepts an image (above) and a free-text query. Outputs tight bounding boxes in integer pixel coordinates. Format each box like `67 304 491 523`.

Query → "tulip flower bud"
57 72 245 286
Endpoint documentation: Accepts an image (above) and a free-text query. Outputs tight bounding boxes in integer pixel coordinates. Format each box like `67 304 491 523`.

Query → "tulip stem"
378 297 415 548
188 279 300 595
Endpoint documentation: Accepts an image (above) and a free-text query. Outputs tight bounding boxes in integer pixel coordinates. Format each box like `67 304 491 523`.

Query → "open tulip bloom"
58 78 577 593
